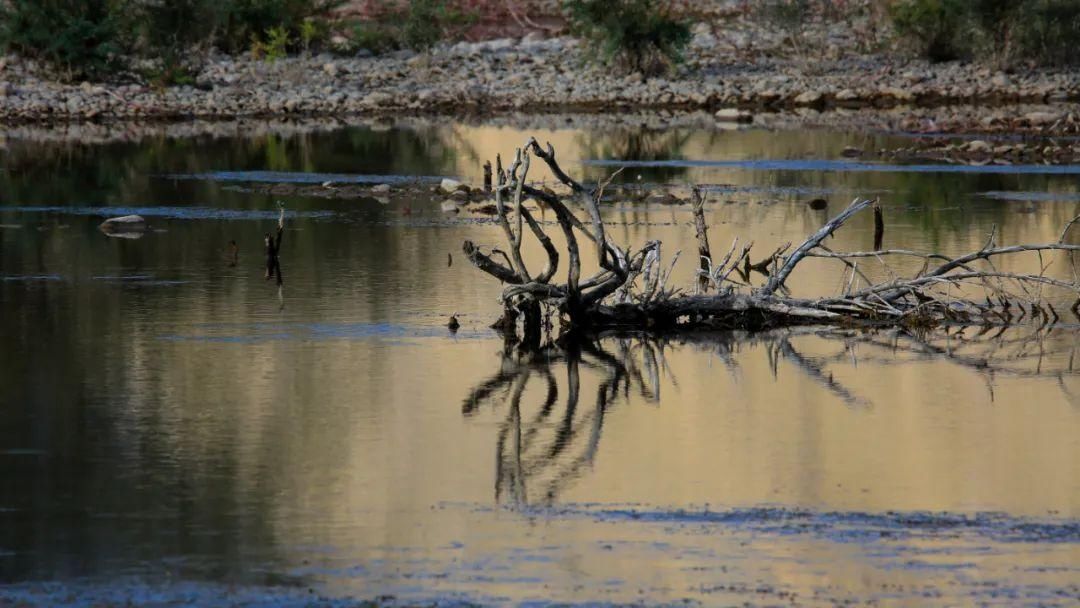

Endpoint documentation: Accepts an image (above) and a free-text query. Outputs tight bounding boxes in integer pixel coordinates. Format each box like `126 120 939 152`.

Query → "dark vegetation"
0 0 344 82
349 0 477 55
2 0 1080 84
563 0 690 75
888 0 1080 65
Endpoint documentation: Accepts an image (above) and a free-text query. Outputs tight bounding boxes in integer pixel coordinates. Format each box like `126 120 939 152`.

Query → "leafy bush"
136 0 219 85
0 0 133 80
757 0 814 53
888 0 1080 66
759 0 813 33
888 0 969 62
563 0 691 76
215 0 344 54
251 25 291 60
0 0 345 80
1002 0 1080 66
348 0 476 55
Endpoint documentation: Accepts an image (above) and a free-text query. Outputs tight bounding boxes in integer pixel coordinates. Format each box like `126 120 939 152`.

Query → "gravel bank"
4 13 1080 126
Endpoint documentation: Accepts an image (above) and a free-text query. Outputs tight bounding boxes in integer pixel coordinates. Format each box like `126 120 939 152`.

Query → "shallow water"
0 118 1077 606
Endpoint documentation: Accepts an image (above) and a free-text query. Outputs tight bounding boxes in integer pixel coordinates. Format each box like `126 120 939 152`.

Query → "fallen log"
462 138 1080 344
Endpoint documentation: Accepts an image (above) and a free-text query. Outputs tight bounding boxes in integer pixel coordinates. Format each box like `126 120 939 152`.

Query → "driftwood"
463 138 1080 344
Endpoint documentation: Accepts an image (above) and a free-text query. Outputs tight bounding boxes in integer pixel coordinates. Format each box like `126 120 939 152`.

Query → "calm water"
0 117 1078 606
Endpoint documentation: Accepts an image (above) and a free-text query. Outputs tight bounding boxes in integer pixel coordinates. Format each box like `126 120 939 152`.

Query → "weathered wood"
873 205 884 251
461 139 1080 344
762 198 875 296
264 203 285 286
691 188 711 293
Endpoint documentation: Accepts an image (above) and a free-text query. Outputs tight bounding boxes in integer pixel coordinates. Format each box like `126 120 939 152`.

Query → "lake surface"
0 116 1078 607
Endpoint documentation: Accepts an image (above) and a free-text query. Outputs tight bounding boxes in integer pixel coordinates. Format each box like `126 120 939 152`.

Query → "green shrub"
347 0 476 55
759 0 813 33
757 0 815 53
888 0 969 62
401 0 475 50
888 0 1080 66
0 0 345 80
1005 0 1080 66
252 25 291 60
216 0 344 54
563 0 691 76
136 0 219 85
350 22 402 55
298 17 318 53
0 0 133 80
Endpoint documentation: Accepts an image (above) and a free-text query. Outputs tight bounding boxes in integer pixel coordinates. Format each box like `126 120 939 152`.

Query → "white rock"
1025 111 1060 126
99 215 147 232
793 90 823 105
371 183 391 194
967 140 992 153
440 200 460 213
714 108 752 123
439 178 464 194
835 88 858 101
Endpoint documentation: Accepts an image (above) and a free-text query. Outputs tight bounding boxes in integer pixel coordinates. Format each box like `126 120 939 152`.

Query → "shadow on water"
463 325 1080 507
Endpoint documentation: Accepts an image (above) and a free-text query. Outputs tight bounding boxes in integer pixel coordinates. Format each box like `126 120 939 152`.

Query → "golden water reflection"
1 117 1078 604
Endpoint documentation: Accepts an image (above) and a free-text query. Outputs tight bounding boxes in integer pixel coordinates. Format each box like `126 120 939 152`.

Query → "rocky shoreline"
4 13 1080 129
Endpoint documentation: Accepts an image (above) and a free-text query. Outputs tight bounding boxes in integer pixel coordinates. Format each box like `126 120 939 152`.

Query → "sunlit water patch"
585 158 1080 175
0 205 337 221
163 170 449 185
160 321 481 344
978 190 1080 202
1 117 1078 607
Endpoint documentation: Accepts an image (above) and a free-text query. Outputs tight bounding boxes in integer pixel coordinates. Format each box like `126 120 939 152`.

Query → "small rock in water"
99 215 147 232
440 200 461 213
841 146 863 158
371 183 391 194
646 191 683 205
715 108 753 123
439 178 465 195
806 198 828 210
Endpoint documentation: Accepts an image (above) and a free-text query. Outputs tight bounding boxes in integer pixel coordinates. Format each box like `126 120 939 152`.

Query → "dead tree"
463 138 1080 343
265 203 285 287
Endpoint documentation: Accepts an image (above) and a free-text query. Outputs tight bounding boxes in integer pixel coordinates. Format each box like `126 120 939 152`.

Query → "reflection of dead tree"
463 139 1080 345
462 338 668 505
677 325 1080 406
462 326 1077 506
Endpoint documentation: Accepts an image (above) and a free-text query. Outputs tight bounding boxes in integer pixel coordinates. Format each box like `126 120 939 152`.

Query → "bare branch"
761 197 876 295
